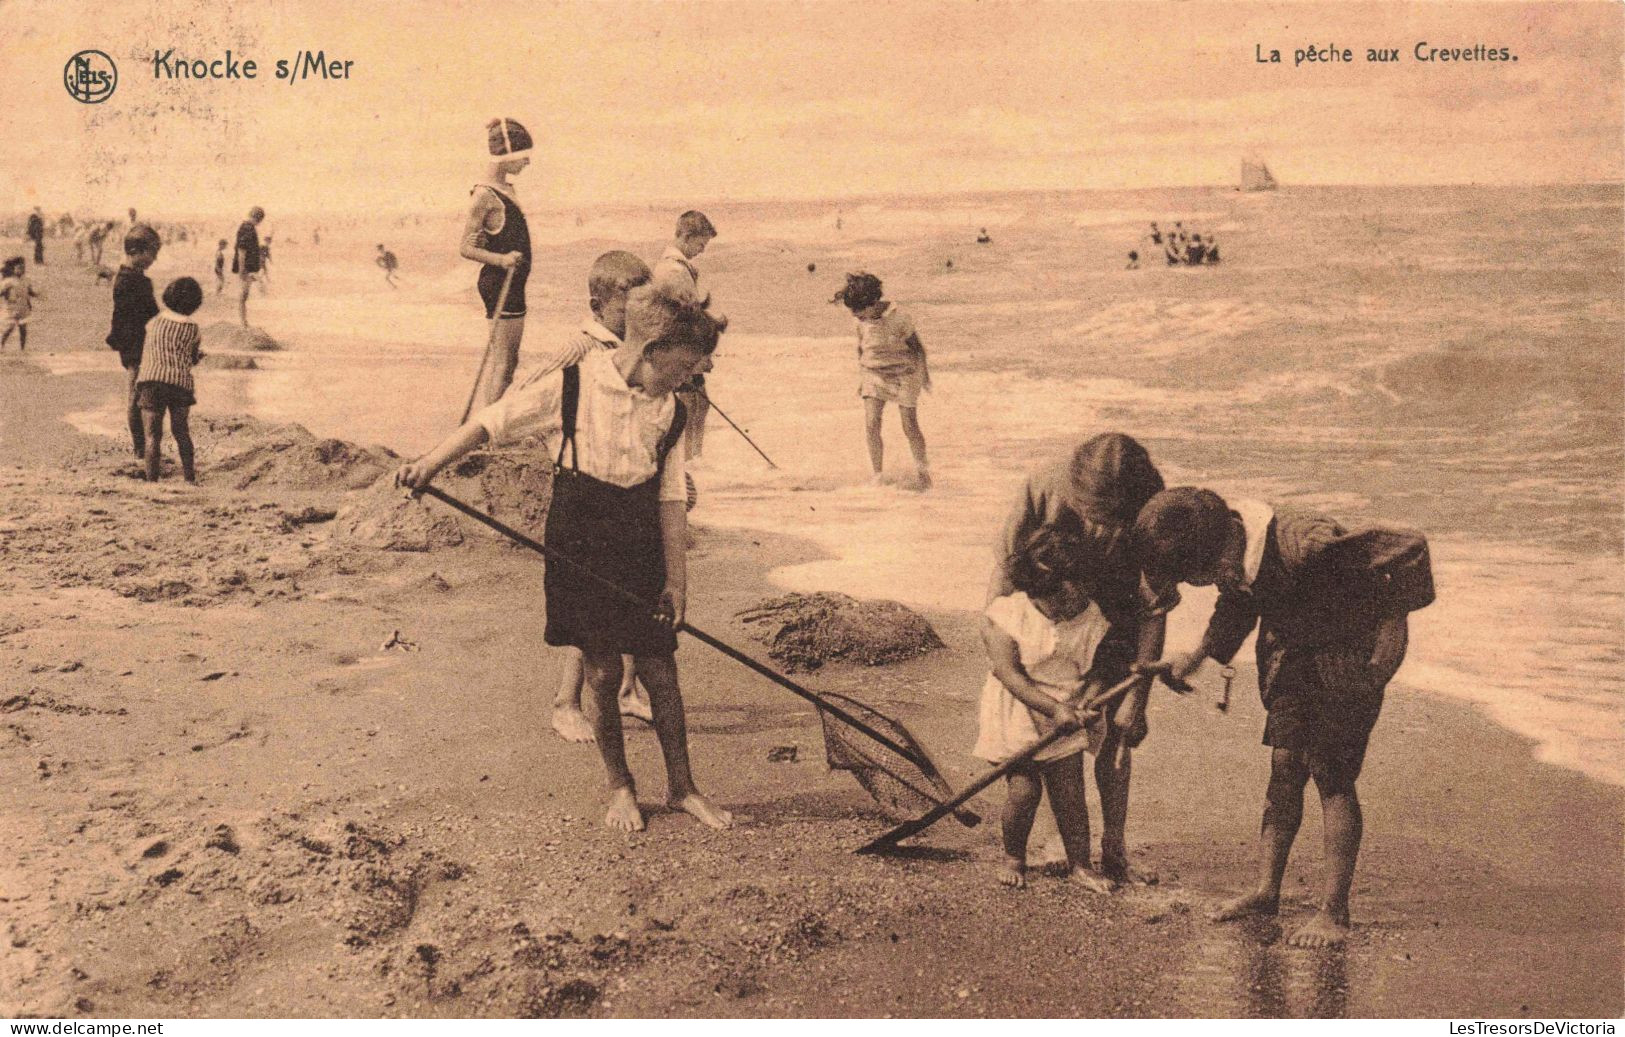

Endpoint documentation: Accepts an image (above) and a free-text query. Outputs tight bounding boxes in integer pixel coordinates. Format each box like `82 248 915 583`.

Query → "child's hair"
486 117 533 158
2 257 21 277
1006 523 1107 602
587 250 652 304
123 223 161 256
675 211 716 239
162 277 204 316
625 283 727 355
249 206 266 221
832 272 883 312
216 239 227 248
1132 487 1231 584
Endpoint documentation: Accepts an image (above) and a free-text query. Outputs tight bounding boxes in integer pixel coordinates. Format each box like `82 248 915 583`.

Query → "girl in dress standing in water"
460 117 533 406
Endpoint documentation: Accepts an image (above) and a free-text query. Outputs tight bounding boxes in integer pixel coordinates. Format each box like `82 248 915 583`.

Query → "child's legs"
2 323 12 346
862 397 886 473
483 317 524 405
554 647 586 710
1000 766 1044 864
170 405 194 479
19 324 28 350
141 406 164 481
126 368 145 454
1311 768 1362 918
631 652 700 798
581 650 633 789
1039 752 1093 869
1257 747 1312 897
1095 732 1132 864
897 406 928 468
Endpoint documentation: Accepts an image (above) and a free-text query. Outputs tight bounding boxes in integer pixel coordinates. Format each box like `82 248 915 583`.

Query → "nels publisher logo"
65 49 117 104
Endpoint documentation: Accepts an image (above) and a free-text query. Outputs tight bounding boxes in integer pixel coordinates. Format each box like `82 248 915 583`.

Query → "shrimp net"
818 692 978 827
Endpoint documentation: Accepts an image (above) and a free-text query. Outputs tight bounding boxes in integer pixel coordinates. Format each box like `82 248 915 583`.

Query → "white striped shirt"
474 347 687 504
515 319 621 389
136 312 201 391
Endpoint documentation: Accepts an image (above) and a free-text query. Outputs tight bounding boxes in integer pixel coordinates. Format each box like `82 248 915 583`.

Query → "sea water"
44 183 1625 786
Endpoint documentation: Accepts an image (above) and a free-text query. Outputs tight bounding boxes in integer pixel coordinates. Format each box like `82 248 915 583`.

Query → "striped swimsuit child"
136 314 201 401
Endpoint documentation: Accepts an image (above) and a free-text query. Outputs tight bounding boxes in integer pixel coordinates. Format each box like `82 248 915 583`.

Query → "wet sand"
0 258 1620 1018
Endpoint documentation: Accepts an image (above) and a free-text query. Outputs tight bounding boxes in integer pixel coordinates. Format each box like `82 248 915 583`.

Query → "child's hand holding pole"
394 421 491 494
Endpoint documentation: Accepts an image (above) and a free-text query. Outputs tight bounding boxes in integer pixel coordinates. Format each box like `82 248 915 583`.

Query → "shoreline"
0 339 1620 1017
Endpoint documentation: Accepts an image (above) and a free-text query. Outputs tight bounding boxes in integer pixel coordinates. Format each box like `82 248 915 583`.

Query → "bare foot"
1100 856 1159 886
998 857 1026 888
551 704 597 744
618 680 654 724
1287 909 1350 948
914 467 933 491
604 787 645 832
1210 891 1280 923
670 792 733 830
1066 867 1118 895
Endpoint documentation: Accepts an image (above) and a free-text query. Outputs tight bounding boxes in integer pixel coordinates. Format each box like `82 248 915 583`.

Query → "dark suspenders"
554 364 687 474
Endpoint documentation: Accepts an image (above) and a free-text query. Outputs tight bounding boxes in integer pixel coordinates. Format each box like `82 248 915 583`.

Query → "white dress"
972 592 1112 764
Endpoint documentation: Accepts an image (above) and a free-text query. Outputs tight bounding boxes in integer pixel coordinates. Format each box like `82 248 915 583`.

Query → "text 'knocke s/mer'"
151 50 355 80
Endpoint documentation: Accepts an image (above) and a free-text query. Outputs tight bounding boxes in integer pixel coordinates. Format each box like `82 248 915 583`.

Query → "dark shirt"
232 221 261 274
106 266 158 366
26 214 44 241
1199 509 1374 664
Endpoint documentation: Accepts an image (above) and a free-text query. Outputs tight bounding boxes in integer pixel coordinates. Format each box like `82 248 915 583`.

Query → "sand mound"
335 449 553 553
737 592 943 672
335 481 465 552
202 322 283 352
197 416 400 491
198 353 259 370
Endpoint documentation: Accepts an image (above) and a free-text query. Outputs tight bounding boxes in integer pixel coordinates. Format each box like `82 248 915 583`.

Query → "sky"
1 0 1620 216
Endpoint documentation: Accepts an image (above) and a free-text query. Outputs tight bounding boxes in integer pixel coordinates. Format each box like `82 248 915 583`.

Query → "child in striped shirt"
136 277 205 483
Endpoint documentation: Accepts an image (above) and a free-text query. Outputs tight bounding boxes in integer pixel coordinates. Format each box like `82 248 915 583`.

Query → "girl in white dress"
975 525 1117 891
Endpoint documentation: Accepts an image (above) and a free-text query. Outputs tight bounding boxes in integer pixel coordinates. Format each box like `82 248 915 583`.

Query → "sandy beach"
0 254 1620 1019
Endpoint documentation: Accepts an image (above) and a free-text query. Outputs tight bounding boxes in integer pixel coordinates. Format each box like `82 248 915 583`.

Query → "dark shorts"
1257 631 1402 786
135 381 196 411
478 263 528 319
541 471 677 657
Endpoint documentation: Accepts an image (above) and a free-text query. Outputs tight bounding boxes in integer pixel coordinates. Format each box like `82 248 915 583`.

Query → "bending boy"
397 283 733 834
1136 488 1410 947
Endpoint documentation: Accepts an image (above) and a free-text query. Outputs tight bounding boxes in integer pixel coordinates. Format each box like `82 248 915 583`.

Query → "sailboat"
1240 157 1278 192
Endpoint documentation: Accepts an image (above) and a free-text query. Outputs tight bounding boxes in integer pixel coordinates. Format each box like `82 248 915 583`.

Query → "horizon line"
7 178 1620 220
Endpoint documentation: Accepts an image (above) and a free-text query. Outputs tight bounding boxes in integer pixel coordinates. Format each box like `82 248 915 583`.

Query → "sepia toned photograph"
1 0 1620 1022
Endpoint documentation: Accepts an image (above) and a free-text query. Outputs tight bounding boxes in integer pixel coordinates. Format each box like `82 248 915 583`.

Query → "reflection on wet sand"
1180 914 1351 1018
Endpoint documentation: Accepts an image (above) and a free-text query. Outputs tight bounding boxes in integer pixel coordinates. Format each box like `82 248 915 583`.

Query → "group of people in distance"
1127 220 1222 269
387 118 1427 952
